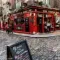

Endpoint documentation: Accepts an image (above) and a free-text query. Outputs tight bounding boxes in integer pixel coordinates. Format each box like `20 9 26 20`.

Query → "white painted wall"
2 0 7 3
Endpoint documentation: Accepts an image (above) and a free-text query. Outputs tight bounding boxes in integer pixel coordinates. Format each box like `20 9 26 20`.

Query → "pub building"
2 6 60 34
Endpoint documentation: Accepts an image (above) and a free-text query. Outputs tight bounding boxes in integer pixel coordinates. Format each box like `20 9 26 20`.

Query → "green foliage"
38 1 43 6
6 2 11 6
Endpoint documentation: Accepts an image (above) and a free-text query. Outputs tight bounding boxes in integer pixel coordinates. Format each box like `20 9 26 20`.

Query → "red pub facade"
1 6 60 34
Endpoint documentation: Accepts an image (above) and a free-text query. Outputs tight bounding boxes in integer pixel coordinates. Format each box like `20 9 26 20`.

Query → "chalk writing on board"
10 42 31 60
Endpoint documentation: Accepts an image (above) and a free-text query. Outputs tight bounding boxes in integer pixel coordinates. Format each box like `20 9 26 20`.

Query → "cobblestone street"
0 31 60 60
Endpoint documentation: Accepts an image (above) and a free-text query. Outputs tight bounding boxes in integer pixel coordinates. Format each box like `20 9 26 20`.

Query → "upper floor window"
37 0 49 5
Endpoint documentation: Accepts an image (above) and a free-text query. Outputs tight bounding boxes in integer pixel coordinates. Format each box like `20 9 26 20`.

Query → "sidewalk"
13 30 60 38
1 30 60 38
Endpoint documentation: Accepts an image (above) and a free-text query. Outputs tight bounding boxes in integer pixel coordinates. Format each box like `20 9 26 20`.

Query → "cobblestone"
0 31 60 60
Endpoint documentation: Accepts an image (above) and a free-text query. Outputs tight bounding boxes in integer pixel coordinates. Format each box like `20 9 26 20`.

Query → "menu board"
7 41 32 60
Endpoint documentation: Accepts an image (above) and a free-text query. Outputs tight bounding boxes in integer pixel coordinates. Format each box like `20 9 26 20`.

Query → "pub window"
15 17 24 24
55 16 60 28
35 0 49 5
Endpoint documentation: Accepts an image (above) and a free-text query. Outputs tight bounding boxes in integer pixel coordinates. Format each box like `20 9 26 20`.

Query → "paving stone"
0 31 60 60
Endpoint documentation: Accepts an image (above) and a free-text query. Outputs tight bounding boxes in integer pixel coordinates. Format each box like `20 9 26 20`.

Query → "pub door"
37 17 43 33
25 18 30 32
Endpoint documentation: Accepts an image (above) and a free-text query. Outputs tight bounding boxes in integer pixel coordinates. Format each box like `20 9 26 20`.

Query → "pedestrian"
5 22 13 34
44 21 47 32
46 20 51 32
5 22 10 34
8 23 13 34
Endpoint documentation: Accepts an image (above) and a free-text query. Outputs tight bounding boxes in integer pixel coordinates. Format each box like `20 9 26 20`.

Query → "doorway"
25 18 29 32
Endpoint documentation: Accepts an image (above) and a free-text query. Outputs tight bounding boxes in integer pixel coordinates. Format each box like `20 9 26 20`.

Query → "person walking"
46 20 51 32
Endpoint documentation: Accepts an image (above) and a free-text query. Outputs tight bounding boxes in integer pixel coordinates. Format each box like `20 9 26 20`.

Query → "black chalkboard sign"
7 40 32 60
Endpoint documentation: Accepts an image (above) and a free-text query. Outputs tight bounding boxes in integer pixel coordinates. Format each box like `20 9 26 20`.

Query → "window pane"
38 0 49 4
